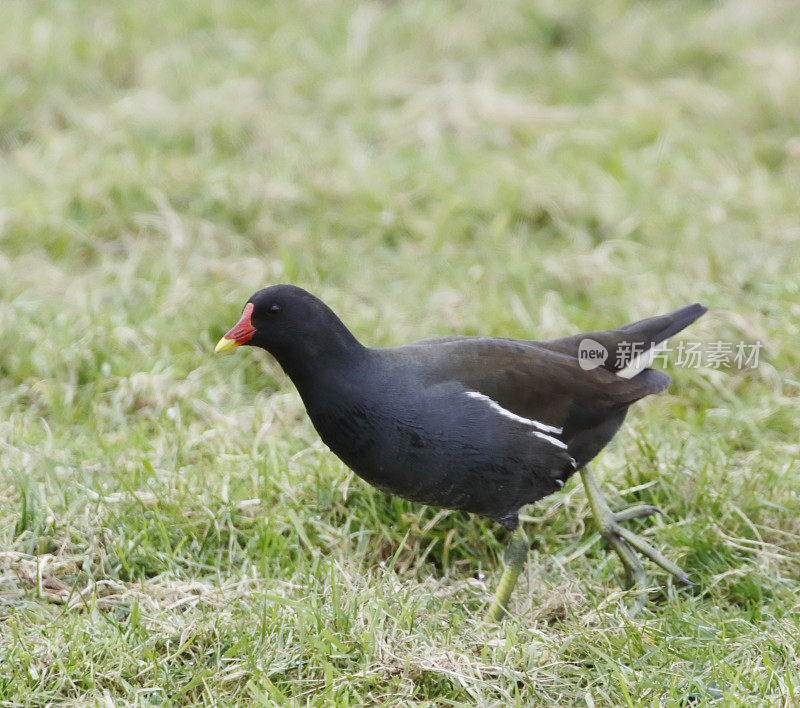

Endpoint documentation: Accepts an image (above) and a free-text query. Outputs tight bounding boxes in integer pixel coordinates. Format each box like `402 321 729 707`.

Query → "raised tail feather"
541 303 707 378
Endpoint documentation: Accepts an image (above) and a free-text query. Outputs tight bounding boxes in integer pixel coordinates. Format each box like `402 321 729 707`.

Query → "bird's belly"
309 404 544 521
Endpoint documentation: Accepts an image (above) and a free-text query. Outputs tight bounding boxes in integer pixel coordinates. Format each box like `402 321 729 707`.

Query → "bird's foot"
580 465 692 609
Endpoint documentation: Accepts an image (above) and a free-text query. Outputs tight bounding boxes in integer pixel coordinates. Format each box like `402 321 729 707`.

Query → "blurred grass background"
1 0 799 704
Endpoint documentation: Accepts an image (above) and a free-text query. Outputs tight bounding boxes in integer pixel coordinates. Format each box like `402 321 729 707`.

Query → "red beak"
215 302 256 352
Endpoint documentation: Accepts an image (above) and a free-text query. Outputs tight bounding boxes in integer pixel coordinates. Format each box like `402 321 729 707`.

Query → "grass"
1 0 799 704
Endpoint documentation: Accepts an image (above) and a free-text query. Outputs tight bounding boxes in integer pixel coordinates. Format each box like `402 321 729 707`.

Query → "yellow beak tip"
214 337 240 354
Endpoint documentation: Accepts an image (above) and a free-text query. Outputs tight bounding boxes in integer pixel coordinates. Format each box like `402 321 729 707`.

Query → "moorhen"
215 285 705 619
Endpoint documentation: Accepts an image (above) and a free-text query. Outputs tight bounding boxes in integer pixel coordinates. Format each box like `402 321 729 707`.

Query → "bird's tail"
540 303 707 386
612 303 707 378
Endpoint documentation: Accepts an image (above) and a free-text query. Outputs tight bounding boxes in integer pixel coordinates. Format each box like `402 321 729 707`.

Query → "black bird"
215 285 706 619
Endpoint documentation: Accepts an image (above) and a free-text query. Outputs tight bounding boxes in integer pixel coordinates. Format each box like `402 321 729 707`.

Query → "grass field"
1 0 799 704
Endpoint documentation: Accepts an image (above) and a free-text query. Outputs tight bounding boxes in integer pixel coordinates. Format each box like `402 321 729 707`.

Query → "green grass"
1 0 799 704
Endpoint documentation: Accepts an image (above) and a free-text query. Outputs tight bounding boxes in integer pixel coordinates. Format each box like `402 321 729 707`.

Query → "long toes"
613 505 664 522
604 533 647 590
613 525 693 585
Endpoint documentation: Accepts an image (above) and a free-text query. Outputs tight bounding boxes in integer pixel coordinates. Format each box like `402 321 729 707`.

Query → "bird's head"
215 285 363 375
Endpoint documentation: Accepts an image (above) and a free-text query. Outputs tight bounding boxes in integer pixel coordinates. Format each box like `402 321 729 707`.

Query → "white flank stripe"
616 341 667 379
533 431 569 450
465 391 563 434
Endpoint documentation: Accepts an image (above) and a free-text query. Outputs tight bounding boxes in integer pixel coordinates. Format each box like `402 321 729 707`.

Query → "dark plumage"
215 284 706 618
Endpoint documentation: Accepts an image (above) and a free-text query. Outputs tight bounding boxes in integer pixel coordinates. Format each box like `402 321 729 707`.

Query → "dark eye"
268 303 282 316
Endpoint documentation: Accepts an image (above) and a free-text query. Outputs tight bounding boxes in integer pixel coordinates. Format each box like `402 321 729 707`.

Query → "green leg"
580 464 692 609
485 526 529 622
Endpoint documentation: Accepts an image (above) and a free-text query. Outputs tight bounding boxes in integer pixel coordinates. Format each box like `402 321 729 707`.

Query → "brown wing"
408 337 667 432
413 304 705 377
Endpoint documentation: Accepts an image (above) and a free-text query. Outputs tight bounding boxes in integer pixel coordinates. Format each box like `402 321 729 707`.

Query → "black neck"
267 322 369 394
